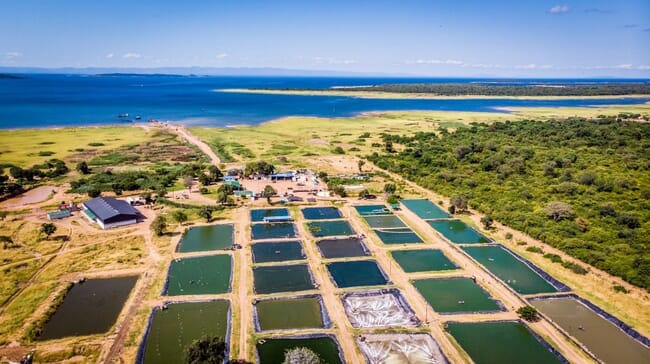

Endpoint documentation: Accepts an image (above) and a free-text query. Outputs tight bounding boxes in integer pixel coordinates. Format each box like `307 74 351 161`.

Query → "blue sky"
1 0 649 77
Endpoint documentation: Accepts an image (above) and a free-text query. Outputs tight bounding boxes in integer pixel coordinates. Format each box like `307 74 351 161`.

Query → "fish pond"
306 220 355 237
354 204 391 216
251 222 297 240
462 245 560 295
446 321 564 364
251 208 291 222
252 241 305 263
177 224 234 252
301 206 342 220
317 237 369 258
253 264 315 294
428 220 490 244
37 276 138 340
413 277 502 313
327 260 388 288
401 199 450 220
165 255 232 296
363 215 407 229
139 300 230 364
255 296 326 331
391 249 457 272
357 333 448 364
374 228 423 244
256 336 343 364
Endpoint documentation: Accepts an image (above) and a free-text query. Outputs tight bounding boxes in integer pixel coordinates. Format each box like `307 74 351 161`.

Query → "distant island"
0 73 25 79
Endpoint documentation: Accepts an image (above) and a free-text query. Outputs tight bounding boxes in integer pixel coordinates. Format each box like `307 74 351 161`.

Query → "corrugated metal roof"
83 197 138 221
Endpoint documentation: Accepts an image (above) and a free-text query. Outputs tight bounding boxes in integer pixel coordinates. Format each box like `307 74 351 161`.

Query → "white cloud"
215 53 228 59
122 52 142 59
105 53 114 59
465 63 503 69
408 59 464 65
313 57 356 65
580 64 649 70
549 5 570 14
4 51 22 59
515 64 554 70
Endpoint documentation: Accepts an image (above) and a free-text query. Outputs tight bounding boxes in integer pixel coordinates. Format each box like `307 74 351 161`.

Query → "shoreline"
216 88 650 101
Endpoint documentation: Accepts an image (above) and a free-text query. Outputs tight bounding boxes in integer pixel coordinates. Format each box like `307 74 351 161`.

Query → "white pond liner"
342 289 419 328
357 333 448 364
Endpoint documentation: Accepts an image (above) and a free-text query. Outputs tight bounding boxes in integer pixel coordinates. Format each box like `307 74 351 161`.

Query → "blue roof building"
82 197 139 229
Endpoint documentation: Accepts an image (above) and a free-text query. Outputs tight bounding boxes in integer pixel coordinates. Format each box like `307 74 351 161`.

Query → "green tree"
282 347 321 364
40 223 57 239
184 335 226 364
262 185 277 203
151 215 166 236
358 189 370 200
543 201 574 221
76 161 90 175
183 175 194 192
198 173 211 186
516 306 539 322
357 160 366 172
172 210 188 226
87 187 101 198
208 165 223 180
450 195 468 212
386 194 400 204
480 216 494 229
198 206 212 222
383 183 396 194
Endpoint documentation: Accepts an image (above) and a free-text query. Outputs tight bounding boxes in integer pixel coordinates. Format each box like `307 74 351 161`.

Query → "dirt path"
159 124 221 165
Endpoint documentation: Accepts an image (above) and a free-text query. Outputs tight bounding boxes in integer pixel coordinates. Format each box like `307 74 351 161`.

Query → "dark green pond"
251 208 290 222
354 204 391 216
252 241 305 263
532 296 650 364
363 215 407 229
251 222 297 240
317 238 369 258
256 336 343 364
413 277 501 313
391 249 457 272
374 228 423 244
140 300 230 364
428 219 490 244
253 264 315 294
177 224 234 252
446 321 564 364
327 260 388 288
401 199 450 219
301 206 342 220
37 276 138 340
306 220 355 237
255 296 324 331
462 245 558 295
165 255 232 296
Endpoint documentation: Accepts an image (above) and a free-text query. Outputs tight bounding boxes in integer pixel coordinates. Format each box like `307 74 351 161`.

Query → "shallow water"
317 237 369 258
177 224 233 252
374 228 423 244
256 336 343 364
252 240 305 263
401 199 450 220
413 277 501 313
306 220 355 237
253 264 315 294
364 215 407 229
250 208 290 222
327 260 388 288
256 296 324 331
165 254 231 295
301 206 343 220
251 222 297 240
391 249 457 272
428 220 490 244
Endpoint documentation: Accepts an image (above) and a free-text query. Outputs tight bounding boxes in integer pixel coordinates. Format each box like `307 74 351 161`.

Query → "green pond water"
446 321 563 364
302 206 342 220
256 296 324 331
141 300 230 364
354 204 391 216
532 296 650 364
252 241 305 263
327 260 388 288
413 277 501 313
251 208 290 222
428 219 490 244
251 222 297 240
364 215 407 229
256 336 343 364
253 264 315 294
374 228 423 244
165 255 231 296
317 238 368 258
401 199 450 219
391 249 457 272
462 245 558 295
177 224 234 252
306 220 355 237
37 276 137 340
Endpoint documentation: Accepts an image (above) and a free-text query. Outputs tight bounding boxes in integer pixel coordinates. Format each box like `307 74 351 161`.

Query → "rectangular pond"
354 204 391 216
253 264 315 294
374 228 423 244
342 289 418 328
462 245 560 295
37 276 138 340
252 241 305 263
301 206 342 220
317 237 369 258
531 296 650 364
413 277 502 314
165 255 232 296
391 249 457 272
251 208 291 222
428 219 490 244
306 220 355 237
327 260 388 288
256 336 342 364
255 295 327 331
446 321 565 364
177 224 234 252
138 300 230 364
251 222 297 240
357 333 448 364
363 215 407 229
401 199 450 220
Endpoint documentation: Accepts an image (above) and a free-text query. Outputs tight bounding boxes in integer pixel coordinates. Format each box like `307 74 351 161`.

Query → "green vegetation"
368 117 650 291
39 223 57 239
185 335 226 364
283 347 321 364
516 305 540 322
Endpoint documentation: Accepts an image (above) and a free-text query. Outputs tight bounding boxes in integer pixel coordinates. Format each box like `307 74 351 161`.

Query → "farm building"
82 196 139 229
